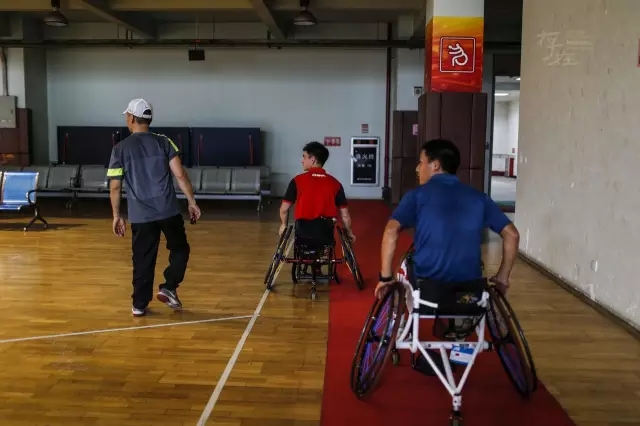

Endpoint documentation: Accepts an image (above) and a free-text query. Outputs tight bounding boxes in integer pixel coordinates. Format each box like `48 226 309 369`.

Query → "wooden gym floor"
0 200 638 426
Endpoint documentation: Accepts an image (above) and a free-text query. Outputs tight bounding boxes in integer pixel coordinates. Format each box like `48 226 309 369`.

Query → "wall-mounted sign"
324 136 341 147
412 124 418 136
361 124 369 134
350 137 379 186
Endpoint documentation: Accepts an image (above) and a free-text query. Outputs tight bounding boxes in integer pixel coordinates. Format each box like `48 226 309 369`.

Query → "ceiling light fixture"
495 92 509 96
44 0 68 27
293 0 317 26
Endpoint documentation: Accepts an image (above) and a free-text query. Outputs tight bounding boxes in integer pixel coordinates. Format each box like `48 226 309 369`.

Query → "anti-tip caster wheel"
391 349 400 366
449 411 463 426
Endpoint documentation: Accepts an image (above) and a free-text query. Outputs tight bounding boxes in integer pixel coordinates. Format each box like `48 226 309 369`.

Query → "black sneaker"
157 288 182 310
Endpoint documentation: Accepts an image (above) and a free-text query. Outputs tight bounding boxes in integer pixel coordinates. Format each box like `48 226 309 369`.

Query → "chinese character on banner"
439 37 476 73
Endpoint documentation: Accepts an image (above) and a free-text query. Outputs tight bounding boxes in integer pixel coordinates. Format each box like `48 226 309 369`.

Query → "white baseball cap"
123 98 153 119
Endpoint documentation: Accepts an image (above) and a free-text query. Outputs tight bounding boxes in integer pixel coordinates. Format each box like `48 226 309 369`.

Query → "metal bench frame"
0 171 48 231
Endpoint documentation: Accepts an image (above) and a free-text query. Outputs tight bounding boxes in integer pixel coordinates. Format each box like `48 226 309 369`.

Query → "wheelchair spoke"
351 284 405 397
487 287 537 398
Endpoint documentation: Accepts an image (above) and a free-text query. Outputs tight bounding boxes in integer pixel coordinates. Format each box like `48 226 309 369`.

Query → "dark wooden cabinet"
0 108 31 167
418 92 487 193
390 110 419 204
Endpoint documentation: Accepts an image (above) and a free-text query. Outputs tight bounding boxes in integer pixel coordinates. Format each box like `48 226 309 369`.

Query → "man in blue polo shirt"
375 138 519 298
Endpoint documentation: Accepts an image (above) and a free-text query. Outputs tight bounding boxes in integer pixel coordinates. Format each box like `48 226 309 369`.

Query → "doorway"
490 76 520 213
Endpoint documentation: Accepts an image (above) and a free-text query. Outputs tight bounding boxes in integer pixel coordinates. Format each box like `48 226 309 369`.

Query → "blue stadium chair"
0 172 48 231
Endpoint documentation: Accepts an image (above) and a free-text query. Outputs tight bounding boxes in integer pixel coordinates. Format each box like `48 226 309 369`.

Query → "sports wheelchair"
264 217 364 300
350 245 537 426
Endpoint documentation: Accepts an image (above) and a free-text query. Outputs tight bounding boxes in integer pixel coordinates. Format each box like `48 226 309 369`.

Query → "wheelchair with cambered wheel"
350 245 537 425
264 217 364 299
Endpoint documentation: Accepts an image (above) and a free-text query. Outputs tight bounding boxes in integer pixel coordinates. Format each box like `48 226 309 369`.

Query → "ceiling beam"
250 0 285 39
75 0 156 38
0 13 10 37
0 0 422 12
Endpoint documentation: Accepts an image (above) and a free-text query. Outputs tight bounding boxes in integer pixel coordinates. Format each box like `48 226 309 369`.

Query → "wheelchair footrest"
297 273 332 282
433 318 480 341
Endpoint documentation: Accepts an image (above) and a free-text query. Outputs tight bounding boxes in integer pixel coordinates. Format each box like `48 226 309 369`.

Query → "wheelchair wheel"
487 286 538 398
264 225 294 290
350 282 405 398
338 227 364 290
291 246 299 284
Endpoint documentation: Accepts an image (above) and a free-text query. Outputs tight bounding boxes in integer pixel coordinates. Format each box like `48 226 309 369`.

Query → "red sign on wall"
439 37 476 73
323 137 341 147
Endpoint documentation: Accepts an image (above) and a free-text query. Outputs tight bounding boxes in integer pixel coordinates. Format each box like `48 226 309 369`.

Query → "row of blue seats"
0 164 271 211
0 170 48 231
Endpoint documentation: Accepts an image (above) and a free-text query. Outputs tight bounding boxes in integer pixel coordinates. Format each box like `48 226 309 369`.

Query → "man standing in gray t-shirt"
107 98 202 317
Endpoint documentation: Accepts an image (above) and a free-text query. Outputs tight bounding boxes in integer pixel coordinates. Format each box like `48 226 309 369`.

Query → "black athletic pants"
130 213 190 309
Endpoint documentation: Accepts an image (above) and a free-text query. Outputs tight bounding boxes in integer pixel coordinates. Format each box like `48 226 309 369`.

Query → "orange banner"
424 16 484 93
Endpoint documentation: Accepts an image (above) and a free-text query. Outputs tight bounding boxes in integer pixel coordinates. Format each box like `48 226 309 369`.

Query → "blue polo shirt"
391 173 511 282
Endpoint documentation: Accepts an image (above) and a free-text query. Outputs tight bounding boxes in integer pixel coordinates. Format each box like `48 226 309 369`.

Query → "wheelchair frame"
350 247 537 426
393 282 491 424
264 222 364 300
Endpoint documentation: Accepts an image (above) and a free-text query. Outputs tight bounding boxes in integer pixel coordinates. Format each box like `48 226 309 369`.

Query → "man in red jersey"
279 141 355 244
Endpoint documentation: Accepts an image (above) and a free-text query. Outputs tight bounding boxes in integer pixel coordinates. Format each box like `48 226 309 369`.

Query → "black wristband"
379 273 393 283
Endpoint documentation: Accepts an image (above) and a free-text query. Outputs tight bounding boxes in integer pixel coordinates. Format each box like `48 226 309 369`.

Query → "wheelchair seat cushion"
416 277 488 316
295 218 335 248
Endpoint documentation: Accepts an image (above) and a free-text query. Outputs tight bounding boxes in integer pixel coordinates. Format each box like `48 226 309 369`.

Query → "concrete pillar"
423 0 484 93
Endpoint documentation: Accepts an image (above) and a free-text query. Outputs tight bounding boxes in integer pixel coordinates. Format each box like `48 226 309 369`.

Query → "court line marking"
197 289 270 426
0 314 253 345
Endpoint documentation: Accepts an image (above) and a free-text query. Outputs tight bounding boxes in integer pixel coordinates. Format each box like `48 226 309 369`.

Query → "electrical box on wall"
0 96 17 128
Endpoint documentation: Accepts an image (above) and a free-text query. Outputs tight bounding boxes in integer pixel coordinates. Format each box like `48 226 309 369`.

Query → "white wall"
5 48 25 108
507 99 519 175
492 103 510 153
44 23 389 199
1 17 49 164
23 48 49 164
491 99 519 174
395 48 424 111
517 0 639 327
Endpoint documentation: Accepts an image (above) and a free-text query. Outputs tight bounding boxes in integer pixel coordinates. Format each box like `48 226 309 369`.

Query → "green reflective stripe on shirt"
167 138 179 153
107 168 123 177
152 132 179 153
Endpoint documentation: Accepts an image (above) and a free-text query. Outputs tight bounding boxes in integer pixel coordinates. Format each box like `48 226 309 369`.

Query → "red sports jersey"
282 167 348 220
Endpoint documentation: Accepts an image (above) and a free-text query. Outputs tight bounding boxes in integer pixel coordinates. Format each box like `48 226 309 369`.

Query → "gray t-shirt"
107 132 181 224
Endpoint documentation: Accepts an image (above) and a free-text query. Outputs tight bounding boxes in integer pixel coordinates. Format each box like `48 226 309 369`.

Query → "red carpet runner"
320 200 575 426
